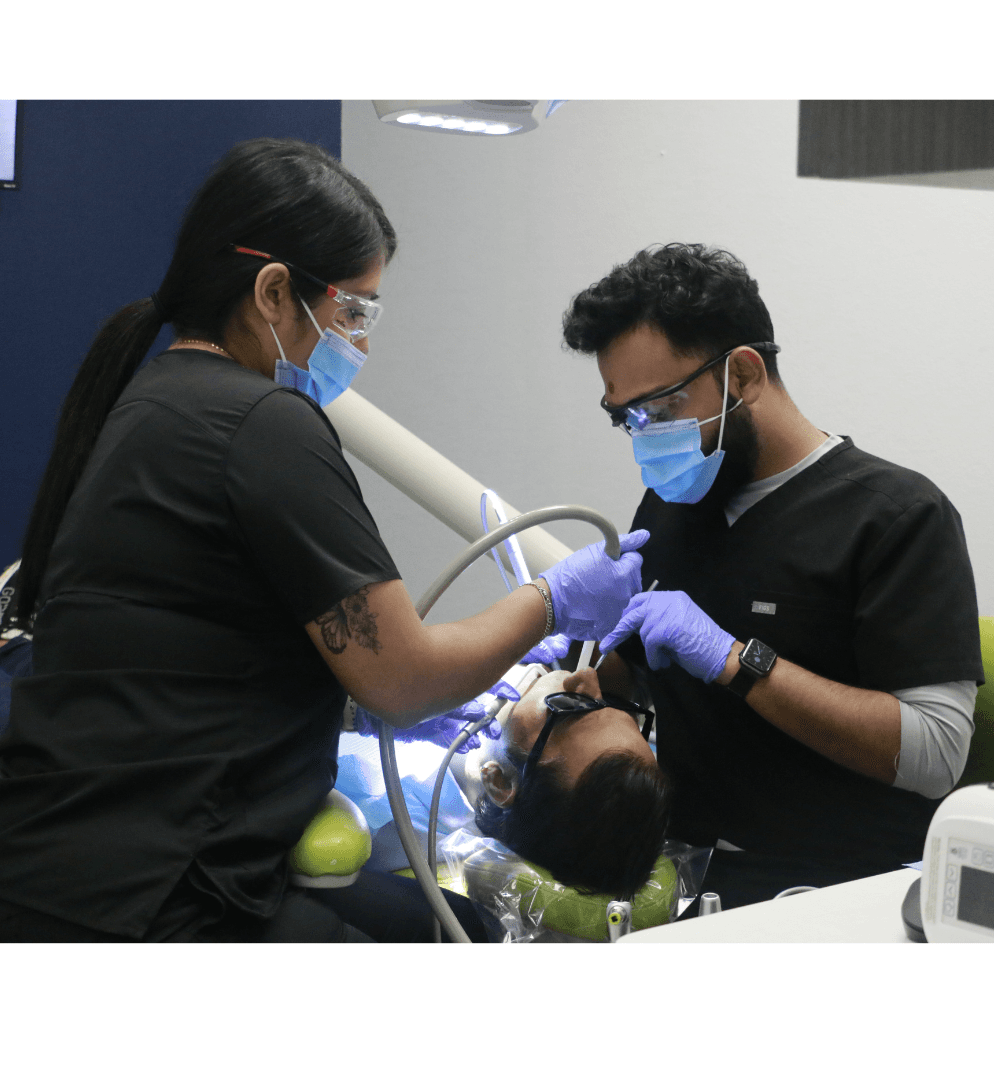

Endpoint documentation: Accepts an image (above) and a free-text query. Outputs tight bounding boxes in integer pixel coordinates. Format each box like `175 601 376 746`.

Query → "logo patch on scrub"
751 601 776 615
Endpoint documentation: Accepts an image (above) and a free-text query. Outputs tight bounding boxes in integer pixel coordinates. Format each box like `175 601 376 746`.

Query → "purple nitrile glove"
353 678 520 754
539 530 649 641
598 590 736 682
520 633 571 666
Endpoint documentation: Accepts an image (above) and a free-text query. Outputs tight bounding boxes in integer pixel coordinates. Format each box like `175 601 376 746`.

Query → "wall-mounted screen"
1 100 19 189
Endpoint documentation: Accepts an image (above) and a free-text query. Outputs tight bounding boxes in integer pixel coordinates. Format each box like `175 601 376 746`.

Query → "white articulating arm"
324 390 573 573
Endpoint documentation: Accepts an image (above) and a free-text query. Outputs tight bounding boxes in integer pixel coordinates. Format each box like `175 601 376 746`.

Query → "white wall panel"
342 100 994 623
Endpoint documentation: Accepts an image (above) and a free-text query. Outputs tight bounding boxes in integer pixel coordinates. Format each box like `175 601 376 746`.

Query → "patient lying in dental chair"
336 664 672 900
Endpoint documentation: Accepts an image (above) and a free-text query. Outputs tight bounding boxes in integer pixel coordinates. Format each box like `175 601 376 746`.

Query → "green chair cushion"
394 866 463 894
290 788 372 878
463 848 678 941
958 616 994 788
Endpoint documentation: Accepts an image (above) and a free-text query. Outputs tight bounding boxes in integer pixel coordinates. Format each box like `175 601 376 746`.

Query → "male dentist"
563 242 983 909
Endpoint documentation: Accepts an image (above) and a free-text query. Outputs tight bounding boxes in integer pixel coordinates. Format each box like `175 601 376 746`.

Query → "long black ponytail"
15 137 396 629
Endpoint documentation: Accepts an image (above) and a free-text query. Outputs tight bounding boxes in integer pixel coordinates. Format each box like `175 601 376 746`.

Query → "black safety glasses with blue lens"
519 692 655 789
600 341 781 435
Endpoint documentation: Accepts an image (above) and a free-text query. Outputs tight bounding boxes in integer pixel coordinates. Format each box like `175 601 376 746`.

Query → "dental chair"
290 503 684 941
288 792 681 941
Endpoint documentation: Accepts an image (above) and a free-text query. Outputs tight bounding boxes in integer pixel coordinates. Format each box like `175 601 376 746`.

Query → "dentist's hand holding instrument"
593 579 658 671
598 588 735 682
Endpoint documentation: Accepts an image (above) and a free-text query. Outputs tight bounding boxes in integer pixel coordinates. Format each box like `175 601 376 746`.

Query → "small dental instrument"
593 579 659 671
607 900 632 941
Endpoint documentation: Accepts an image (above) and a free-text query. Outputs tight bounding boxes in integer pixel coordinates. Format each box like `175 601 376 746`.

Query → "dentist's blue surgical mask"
631 357 742 504
270 298 367 408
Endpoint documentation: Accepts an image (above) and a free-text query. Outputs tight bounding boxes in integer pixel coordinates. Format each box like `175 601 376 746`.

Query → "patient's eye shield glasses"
601 342 780 434
232 245 383 341
519 692 655 788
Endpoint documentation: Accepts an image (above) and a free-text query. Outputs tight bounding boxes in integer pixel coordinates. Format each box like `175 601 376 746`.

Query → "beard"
695 398 760 511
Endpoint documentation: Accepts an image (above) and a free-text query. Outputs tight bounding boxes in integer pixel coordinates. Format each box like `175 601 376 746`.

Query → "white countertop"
620 867 920 943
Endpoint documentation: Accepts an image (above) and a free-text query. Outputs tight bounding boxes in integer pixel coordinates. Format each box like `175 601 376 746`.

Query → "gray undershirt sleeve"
892 681 977 799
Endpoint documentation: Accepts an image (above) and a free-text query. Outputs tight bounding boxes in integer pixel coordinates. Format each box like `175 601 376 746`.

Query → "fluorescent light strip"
392 112 522 135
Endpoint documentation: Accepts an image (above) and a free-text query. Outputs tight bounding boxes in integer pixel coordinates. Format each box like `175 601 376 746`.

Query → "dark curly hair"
475 747 672 901
562 242 780 384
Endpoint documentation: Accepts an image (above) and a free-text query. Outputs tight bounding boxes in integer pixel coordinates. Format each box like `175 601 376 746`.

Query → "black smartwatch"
726 638 778 699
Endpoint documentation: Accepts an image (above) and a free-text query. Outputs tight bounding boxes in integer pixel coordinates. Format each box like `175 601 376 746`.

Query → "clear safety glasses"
601 341 780 435
519 692 655 788
232 245 384 341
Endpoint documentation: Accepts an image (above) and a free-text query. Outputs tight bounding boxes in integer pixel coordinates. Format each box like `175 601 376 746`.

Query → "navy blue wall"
0 100 342 568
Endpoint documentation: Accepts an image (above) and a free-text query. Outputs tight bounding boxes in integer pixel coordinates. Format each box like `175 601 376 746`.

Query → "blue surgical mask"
631 357 741 504
270 298 367 407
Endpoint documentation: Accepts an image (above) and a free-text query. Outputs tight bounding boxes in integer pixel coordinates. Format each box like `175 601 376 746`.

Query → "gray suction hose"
378 505 621 943
426 712 496 943
415 505 621 619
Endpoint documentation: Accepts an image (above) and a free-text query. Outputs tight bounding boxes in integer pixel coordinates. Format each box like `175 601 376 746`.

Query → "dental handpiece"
593 579 659 671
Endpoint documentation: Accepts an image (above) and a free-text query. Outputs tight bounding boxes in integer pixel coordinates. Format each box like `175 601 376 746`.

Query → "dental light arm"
325 390 573 576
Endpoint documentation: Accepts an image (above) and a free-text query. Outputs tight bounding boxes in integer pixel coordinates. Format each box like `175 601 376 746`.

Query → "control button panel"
943 837 994 931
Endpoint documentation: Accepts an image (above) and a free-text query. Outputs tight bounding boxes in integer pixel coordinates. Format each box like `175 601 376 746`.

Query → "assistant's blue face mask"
270 298 367 407
631 357 741 504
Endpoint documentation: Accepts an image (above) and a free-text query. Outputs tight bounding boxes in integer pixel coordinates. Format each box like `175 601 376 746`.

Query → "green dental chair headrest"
462 846 679 942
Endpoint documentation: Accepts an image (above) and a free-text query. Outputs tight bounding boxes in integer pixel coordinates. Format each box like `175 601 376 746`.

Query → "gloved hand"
520 633 571 666
354 679 520 754
598 590 736 682
539 530 649 641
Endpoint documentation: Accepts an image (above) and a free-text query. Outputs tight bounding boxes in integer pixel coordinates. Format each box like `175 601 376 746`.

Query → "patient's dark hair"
475 748 672 900
561 241 780 384
15 137 395 629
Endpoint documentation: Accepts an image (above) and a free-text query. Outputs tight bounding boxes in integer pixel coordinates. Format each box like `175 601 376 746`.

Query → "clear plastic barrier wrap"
441 825 711 943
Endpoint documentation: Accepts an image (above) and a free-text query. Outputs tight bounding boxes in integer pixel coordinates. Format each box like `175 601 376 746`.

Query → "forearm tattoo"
315 584 381 656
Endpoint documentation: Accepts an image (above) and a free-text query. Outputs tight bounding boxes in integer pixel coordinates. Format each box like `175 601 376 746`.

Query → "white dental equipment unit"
917 782 994 942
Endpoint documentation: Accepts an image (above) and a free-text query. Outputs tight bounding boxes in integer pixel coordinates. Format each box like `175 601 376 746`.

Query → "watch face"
742 639 777 675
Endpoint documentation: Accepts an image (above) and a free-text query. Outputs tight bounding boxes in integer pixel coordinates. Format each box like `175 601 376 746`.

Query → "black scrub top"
0 350 399 939
621 436 983 873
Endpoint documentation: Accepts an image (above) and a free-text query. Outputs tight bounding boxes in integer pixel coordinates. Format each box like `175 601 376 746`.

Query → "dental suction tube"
414 506 621 619
425 708 499 943
378 505 622 944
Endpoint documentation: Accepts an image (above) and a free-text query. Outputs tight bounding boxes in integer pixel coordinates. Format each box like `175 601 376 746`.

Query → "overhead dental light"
372 100 567 137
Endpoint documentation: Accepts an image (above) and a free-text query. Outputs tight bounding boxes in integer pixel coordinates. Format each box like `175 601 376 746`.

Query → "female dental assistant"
0 138 645 942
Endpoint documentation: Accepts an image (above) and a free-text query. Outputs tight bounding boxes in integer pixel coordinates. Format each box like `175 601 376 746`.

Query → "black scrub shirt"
621 436 983 874
0 350 400 939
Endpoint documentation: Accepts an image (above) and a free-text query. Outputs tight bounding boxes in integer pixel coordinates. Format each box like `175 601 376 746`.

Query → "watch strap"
726 665 760 699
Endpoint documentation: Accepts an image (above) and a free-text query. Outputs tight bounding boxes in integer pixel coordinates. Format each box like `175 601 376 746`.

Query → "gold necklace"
175 338 232 357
